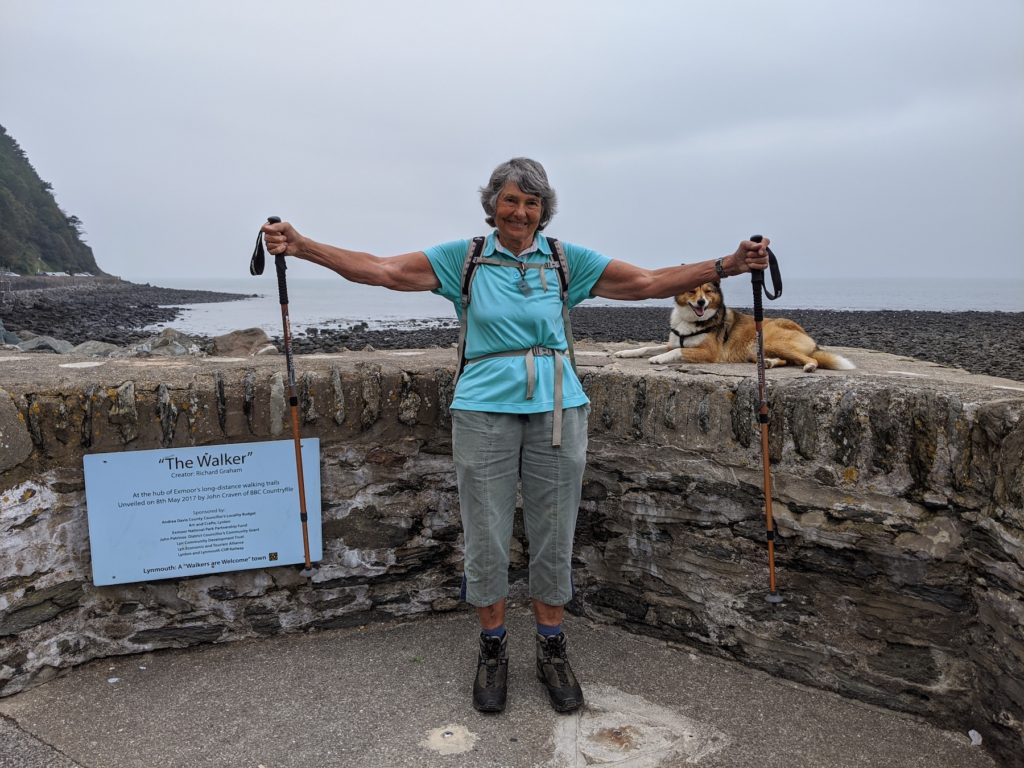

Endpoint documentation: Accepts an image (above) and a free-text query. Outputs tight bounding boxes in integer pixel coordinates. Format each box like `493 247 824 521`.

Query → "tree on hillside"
0 124 104 275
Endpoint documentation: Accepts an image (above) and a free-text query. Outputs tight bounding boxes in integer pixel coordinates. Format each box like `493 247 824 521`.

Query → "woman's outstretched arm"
261 220 440 292
592 238 770 300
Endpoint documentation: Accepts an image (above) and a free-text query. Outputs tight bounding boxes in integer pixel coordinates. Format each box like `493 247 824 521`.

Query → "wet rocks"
0 277 246 347
0 320 20 345
210 328 278 357
70 340 121 357
17 336 73 354
125 328 202 357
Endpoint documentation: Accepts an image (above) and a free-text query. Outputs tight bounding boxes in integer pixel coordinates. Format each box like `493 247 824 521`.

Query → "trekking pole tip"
766 591 784 605
299 565 317 579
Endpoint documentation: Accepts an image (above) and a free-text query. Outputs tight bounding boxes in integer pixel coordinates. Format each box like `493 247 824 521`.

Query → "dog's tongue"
693 305 706 318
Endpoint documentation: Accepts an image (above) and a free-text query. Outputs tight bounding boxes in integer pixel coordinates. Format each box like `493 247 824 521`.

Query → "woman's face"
494 182 542 248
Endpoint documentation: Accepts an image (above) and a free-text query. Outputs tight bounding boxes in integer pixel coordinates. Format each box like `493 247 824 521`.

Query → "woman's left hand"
727 238 771 274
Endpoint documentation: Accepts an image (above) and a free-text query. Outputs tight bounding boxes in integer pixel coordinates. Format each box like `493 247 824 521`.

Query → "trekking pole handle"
751 268 765 321
266 216 289 306
750 235 782 305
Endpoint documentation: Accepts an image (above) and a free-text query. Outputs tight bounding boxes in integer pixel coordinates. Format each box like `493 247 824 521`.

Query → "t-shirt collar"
485 230 551 259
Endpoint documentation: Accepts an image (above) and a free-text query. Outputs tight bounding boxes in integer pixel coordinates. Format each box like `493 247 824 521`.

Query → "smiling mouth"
691 304 706 318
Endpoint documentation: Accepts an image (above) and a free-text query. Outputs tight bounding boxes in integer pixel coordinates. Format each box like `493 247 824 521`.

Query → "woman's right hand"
261 220 304 257
726 238 770 275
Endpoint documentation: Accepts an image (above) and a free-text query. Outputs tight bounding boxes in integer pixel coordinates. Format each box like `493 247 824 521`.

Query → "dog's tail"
812 349 856 370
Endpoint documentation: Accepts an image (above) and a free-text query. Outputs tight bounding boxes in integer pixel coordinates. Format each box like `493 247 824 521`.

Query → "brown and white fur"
613 281 854 372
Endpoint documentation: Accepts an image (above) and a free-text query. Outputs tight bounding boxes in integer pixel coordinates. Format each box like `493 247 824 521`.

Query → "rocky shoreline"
0 277 251 347
1 278 1022 382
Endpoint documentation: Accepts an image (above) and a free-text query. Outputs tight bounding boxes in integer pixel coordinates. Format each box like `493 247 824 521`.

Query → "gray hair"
479 157 558 231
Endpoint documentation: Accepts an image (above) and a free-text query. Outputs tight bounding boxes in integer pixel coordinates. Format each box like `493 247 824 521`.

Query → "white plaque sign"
83 439 322 585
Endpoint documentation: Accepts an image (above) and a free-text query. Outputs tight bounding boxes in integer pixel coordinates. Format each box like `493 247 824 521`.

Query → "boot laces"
543 635 571 686
481 637 503 686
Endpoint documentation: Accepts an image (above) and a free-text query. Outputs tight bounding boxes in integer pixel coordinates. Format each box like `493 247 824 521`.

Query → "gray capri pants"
452 406 589 607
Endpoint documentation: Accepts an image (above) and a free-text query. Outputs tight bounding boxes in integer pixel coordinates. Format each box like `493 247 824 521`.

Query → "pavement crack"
0 712 90 768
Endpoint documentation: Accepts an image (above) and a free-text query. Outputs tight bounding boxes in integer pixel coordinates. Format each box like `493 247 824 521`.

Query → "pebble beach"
2 278 1022 382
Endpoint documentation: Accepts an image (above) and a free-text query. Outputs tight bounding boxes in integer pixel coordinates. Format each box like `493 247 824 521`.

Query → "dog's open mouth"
691 304 706 318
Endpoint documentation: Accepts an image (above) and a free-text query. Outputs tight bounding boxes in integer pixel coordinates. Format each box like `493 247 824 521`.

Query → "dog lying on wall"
612 281 854 372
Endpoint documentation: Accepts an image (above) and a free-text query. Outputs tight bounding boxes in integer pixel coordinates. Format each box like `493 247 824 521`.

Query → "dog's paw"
802 361 818 373
613 349 642 358
765 358 784 368
650 351 681 365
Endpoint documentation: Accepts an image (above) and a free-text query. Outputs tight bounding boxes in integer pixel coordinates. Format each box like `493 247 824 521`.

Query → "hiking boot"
536 632 584 712
473 633 508 713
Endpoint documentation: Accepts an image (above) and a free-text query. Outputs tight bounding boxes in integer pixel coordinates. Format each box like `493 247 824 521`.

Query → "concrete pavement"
0 606 997 768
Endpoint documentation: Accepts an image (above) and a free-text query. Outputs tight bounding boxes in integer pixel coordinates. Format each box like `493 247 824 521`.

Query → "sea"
137 275 1024 338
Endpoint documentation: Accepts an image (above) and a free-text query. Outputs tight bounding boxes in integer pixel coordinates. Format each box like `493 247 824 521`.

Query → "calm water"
139 275 1024 337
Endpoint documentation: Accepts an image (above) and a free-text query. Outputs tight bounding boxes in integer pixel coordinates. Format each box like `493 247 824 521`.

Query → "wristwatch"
714 257 727 279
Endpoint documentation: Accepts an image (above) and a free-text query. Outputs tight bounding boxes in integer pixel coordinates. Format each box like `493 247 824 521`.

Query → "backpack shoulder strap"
546 236 571 299
459 236 486 309
546 237 576 374
454 236 486 385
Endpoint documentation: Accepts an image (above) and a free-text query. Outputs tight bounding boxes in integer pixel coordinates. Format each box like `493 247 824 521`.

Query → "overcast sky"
1 1 1021 282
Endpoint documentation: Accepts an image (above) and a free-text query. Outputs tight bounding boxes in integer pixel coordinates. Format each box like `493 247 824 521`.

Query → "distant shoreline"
1 277 1022 382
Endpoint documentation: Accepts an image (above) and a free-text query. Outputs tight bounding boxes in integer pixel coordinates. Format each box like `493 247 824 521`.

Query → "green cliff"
0 124 103 275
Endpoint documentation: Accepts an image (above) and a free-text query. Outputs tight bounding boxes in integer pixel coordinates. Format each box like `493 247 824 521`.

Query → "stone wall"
572 360 1024 768
1 348 1021 765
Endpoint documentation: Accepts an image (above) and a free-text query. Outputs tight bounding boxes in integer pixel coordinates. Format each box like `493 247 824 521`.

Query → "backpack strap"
547 237 576 375
453 236 486 387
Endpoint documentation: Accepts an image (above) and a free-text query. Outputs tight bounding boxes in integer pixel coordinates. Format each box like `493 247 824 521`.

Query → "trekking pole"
250 216 314 577
749 234 783 604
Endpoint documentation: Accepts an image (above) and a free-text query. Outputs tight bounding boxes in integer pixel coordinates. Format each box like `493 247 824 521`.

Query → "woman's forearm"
295 238 386 286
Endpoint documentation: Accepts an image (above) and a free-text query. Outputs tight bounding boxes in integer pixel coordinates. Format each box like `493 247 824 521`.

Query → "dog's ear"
710 280 721 289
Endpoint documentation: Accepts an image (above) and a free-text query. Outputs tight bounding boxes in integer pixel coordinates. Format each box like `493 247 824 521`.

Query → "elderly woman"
262 157 769 715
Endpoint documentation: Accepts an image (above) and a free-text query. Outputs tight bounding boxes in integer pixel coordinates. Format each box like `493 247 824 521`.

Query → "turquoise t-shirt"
425 231 611 413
